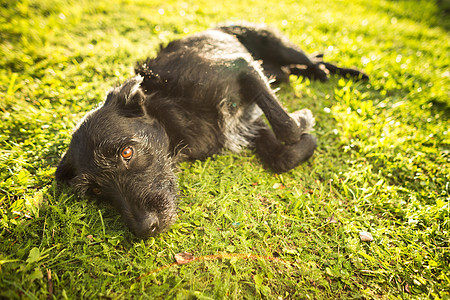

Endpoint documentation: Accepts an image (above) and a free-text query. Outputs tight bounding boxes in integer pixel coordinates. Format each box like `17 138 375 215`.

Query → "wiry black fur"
56 23 367 237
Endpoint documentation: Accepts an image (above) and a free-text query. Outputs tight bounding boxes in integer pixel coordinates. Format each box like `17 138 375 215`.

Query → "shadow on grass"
378 0 450 31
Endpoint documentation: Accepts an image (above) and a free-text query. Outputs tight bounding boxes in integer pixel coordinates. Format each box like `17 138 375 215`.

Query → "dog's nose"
137 212 160 237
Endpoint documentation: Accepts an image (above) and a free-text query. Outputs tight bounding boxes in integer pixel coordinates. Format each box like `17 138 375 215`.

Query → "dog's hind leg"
314 60 369 81
220 24 367 82
263 40 368 82
238 72 316 171
285 52 369 81
220 25 328 82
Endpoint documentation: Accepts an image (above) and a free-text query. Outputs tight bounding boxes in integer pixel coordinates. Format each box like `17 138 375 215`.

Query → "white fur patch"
220 100 263 153
290 108 315 133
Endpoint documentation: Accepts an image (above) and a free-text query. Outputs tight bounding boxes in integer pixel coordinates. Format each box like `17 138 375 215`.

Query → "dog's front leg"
238 72 313 144
238 72 316 172
253 119 316 173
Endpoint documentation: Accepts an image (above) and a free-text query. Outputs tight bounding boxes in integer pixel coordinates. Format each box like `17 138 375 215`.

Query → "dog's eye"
92 187 102 195
121 147 134 160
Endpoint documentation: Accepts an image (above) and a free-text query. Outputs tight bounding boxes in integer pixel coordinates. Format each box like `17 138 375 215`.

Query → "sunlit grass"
1 0 449 298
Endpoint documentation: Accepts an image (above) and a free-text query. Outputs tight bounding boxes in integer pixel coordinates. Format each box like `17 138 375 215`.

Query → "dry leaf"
359 231 373 242
272 183 284 189
327 214 338 223
47 269 53 298
174 251 194 264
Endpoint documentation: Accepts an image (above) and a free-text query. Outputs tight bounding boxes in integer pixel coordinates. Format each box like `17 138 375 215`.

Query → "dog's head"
56 76 177 237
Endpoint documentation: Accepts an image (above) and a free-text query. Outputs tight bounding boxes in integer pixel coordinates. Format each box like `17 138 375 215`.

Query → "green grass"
1 0 449 298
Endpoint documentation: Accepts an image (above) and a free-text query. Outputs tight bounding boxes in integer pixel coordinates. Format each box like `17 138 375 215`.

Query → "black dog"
55 23 367 237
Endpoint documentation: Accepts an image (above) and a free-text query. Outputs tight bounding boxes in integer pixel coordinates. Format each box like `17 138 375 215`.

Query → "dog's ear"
105 76 146 118
135 64 167 92
55 151 76 184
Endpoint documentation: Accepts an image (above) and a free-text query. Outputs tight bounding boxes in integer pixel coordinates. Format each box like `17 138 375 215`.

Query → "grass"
0 0 449 298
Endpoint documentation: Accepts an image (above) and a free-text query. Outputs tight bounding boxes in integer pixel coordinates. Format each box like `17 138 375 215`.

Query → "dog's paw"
290 109 315 133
